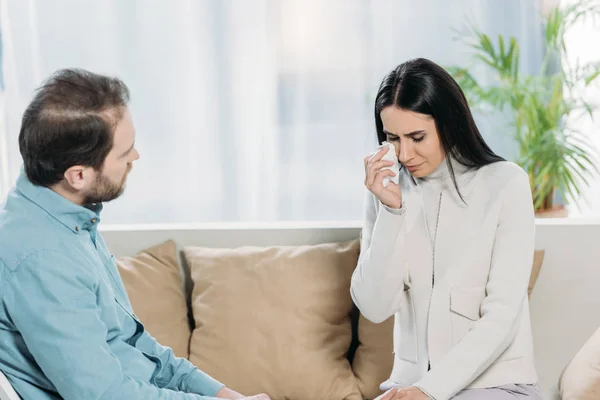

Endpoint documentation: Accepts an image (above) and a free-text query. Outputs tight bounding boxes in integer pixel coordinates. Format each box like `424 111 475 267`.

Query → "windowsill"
534 217 600 226
99 217 600 232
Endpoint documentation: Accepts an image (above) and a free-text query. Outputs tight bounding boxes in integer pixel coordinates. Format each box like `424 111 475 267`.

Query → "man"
0 69 269 400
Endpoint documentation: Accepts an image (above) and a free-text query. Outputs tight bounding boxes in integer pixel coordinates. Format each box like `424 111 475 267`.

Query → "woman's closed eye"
386 133 424 143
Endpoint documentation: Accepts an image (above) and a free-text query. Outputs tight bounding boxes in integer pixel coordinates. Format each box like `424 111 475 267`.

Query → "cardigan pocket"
450 286 485 345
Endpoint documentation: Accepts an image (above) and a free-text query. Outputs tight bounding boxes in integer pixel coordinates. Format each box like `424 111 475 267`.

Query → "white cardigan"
350 159 538 400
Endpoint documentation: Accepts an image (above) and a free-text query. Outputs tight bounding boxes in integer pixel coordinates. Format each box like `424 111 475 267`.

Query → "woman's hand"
364 146 402 209
377 387 430 400
216 387 245 399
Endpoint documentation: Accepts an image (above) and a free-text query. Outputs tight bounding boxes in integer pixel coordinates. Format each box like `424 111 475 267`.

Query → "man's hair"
18 68 130 186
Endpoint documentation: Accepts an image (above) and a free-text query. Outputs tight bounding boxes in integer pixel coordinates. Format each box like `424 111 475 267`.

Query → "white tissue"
380 142 400 187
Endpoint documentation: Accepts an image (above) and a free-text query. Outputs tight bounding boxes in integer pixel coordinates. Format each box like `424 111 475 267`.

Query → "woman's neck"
419 156 470 183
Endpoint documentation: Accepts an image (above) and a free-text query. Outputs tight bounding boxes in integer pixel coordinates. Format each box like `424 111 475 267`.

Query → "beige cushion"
184 240 362 400
116 240 191 358
559 326 600 400
352 314 394 399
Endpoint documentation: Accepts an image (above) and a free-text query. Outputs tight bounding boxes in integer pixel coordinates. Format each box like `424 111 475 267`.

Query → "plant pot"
534 205 569 218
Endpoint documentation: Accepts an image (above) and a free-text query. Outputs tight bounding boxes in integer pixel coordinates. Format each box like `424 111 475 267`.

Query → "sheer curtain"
0 0 544 224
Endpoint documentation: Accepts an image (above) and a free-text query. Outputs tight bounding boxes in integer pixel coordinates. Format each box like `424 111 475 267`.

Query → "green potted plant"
448 0 600 216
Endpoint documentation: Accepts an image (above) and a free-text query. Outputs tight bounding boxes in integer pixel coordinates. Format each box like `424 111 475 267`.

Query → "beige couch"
99 219 600 400
100 222 600 400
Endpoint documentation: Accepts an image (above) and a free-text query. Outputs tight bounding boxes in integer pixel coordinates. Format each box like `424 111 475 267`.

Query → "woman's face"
380 106 445 178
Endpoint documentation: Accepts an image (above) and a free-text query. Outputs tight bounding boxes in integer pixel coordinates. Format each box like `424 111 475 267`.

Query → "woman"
350 58 543 400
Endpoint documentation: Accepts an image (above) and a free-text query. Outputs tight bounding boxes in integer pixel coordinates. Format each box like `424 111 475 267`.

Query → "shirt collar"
16 168 103 233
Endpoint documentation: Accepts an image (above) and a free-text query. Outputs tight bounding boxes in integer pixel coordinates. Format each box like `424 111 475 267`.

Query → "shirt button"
91 218 98 223
75 226 80 232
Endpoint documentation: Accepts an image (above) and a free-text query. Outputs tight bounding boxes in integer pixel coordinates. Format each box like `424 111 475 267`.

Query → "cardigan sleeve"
351 190 410 323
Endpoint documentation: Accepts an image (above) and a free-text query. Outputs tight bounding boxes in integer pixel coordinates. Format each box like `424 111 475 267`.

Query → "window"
0 0 546 223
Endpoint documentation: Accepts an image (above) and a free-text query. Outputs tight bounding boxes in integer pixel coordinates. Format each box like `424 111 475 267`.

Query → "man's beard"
84 166 131 204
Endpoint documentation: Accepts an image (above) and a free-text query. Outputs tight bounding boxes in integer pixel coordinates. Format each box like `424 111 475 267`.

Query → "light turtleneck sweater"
415 158 475 249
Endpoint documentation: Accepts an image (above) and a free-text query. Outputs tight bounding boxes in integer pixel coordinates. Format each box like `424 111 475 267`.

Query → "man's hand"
376 387 430 400
216 386 271 400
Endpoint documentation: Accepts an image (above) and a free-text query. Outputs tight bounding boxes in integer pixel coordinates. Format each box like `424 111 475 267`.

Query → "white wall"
101 220 600 399
529 221 600 397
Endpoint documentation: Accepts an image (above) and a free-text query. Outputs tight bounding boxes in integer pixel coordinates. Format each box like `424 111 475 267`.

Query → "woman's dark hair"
19 68 130 186
374 58 504 198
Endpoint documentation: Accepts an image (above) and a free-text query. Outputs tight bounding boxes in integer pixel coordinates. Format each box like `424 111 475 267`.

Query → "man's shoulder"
0 225 99 309
0 202 69 274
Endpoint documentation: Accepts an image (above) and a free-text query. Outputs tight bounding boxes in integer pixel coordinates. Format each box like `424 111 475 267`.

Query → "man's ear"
63 165 94 190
